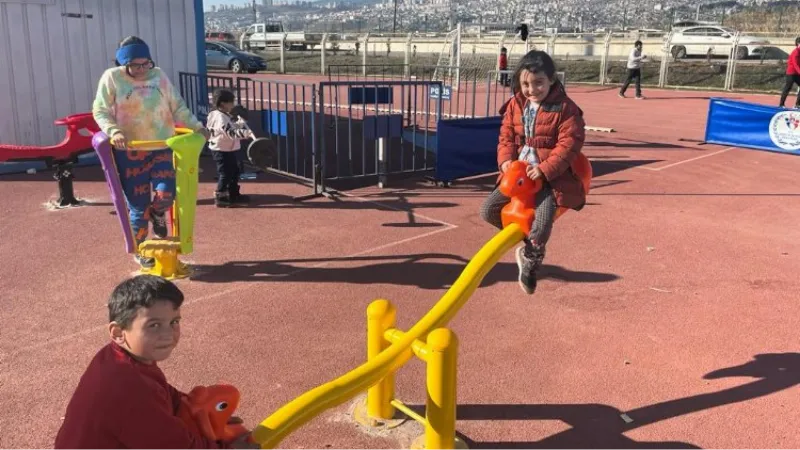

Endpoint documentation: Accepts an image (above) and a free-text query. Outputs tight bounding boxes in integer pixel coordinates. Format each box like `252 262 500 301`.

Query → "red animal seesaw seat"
0 113 99 163
178 384 254 444
0 113 100 208
498 153 592 235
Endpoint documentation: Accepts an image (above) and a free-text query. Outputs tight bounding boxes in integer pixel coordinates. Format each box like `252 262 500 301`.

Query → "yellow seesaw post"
250 223 526 449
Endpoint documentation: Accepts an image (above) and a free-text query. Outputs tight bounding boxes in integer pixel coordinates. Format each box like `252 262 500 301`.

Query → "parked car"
205 31 237 47
669 26 770 60
205 41 266 74
239 22 323 51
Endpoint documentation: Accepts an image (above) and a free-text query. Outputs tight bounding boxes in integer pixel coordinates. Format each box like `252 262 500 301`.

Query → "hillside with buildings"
205 0 800 35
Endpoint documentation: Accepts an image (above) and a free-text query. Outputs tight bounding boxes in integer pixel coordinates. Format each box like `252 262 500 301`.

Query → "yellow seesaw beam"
251 223 527 448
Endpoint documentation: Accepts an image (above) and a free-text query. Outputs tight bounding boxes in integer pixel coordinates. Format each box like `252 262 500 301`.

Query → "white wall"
0 0 200 146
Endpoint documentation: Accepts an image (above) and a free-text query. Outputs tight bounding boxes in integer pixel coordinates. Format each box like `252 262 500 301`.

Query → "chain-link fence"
222 28 799 94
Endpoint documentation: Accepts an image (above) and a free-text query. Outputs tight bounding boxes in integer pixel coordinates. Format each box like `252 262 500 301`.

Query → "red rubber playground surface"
2 85 800 449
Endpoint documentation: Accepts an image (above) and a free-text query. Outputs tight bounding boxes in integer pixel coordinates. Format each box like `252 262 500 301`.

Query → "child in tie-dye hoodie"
93 36 209 269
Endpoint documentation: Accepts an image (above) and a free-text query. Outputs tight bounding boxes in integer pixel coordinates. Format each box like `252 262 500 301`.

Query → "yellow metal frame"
250 224 526 448
366 314 459 449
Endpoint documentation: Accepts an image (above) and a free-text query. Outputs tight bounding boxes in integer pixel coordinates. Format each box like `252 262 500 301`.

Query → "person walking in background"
779 37 800 108
619 40 647 99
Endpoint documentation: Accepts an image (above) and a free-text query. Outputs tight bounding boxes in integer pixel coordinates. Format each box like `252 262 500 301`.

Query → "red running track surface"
1 84 799 449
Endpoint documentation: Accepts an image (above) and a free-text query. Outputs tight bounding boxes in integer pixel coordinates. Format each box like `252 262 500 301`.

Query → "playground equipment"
92 128 206 279
246 154 593 449
0 113 100 207
178 384 253 444
499 160 543 235
499 157 593 235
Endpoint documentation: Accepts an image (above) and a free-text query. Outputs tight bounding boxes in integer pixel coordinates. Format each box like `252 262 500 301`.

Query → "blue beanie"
115 43 151 65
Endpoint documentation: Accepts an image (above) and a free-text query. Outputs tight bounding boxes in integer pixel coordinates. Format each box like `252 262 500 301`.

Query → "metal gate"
234 77 317 185
316 80 443 192
178 72 235 123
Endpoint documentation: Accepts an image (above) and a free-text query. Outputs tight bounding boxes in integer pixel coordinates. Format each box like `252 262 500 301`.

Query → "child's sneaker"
151 210 168 238
215 191 233 208
232 193 250 204
515 246 538 295
134 254 155 269
230 187 250 204
618 92 626 98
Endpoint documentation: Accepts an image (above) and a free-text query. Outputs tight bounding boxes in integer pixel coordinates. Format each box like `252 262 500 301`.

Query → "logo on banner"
769 111 800 150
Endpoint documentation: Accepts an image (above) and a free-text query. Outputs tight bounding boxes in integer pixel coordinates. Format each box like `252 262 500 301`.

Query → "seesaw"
0 113 100 208
169 155 594 449
203 153 595 449
92 128 207 279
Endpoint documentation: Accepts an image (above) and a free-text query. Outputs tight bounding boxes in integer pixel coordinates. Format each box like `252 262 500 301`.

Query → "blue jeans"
115 149 175 246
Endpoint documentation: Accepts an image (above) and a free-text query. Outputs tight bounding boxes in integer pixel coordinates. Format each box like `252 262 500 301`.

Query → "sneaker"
515 246 538 295
618 93 626 98
134 254 155 269
635 95 644 100
231 193 251 204
230 187 250 204
151 210 168 239
215 192 233 208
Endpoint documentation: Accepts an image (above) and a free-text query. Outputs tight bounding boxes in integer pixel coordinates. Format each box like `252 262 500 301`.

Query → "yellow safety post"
422 328 458 449
424 328 458 449
366 299 397 421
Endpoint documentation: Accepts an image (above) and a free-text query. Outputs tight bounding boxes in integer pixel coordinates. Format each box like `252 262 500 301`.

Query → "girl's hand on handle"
526 165 543 181
111 132 127 150
500 160 512 173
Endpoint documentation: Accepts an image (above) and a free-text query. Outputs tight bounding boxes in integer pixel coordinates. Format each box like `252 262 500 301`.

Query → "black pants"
620 68 642 97
499 72 510 86
780 74 800 107
212 150 240 195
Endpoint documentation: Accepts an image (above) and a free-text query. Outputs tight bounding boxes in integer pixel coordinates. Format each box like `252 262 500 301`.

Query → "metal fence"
235 29 796 95
179 72 445 196
316 80 443 190
178 73 235 123
327 64 505 118
234 77 318 184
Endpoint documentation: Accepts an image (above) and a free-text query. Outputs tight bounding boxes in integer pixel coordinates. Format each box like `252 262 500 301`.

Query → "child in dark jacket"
480 50 587 295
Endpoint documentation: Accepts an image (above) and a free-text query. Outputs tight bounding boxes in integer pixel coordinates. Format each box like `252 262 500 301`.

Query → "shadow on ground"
406 353 800 448
190 253 619 289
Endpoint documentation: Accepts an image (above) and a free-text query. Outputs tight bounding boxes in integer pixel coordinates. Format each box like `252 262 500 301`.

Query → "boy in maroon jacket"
779 37 800 108
54 275 257 449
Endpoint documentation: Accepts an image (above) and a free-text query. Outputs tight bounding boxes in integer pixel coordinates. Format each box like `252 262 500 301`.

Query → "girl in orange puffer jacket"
480 50 588 295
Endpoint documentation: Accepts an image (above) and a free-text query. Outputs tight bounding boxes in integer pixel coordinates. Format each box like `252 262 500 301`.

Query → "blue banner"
435 117 501 182
705 98 800 155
